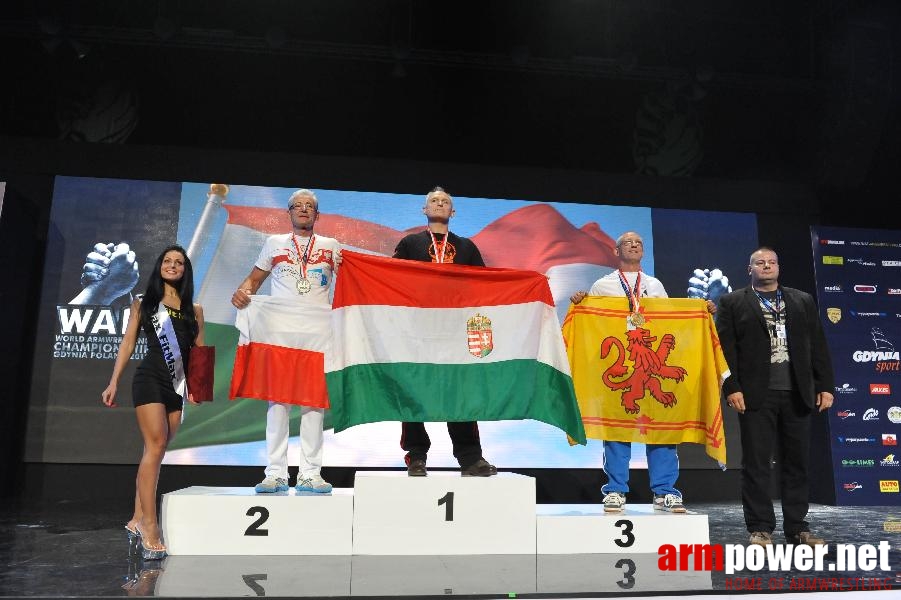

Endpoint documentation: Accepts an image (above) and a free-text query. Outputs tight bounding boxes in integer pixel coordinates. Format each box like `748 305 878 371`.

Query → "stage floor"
0 500 898 598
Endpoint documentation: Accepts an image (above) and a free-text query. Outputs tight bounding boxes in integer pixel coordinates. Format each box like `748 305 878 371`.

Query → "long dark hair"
139 245 198 338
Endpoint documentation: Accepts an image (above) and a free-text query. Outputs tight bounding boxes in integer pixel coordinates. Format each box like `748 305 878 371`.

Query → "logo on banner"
836 410 856 419
53 241 146 361
884 434 898 446
820 239 845 245
827 308 842 323
466 313 494 358
822 256 843 265
842 482 863 491
870 384 891 395
888 288 901 295
836 436 876 444
863 408 880 421
824 285 843 293
888 406 901 424
848 258 877 266
880 454 900 467
882 260 901 267
850 311 886 318
835 383 858 394
880 480 900 493
841 458 875 467
854 285 877 293
852 328 900 373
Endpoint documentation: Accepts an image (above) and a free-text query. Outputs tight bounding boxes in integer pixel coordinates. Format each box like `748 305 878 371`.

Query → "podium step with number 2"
161 486 353 555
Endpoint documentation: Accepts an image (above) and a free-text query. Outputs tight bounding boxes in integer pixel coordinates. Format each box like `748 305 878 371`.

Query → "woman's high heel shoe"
134 525 167 560
125 524 141 540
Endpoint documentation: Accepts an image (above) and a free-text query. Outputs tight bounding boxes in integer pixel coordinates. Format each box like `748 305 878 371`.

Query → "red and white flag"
229 295 331 408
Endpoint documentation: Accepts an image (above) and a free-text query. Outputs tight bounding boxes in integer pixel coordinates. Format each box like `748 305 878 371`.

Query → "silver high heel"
134 525 167 560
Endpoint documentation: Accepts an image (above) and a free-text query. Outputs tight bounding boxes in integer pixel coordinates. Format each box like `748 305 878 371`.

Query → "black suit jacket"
715 285 834 410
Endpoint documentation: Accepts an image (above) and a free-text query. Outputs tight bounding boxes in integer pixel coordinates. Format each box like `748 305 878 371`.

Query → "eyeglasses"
289 202 317 211
619 239 643 247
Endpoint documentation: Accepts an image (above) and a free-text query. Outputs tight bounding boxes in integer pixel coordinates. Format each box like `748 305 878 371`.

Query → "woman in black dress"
101 245 205 559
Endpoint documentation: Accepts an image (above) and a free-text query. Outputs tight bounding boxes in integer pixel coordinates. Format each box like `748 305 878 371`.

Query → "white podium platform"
536 503 710 554
351 471 537 555
161 486 354 555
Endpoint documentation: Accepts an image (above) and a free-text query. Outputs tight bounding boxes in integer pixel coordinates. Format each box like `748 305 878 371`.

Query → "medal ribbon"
427 229 448 264
291 233 316 279
617 270 642 314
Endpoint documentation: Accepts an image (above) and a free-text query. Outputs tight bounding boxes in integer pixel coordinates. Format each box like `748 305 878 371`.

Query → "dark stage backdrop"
24 175 757 471
811 225 901 505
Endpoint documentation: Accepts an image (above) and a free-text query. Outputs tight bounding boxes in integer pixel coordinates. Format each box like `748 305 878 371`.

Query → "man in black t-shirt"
392 186 497 478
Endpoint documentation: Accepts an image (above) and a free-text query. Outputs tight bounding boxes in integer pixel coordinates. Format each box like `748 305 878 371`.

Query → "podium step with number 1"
351 471 537 555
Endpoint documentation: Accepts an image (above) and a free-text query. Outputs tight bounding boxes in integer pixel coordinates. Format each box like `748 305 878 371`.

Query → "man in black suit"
715 247 834 547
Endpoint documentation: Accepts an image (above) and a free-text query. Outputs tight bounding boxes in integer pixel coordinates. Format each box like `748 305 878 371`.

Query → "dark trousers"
738 389 812 536
401 421 483 469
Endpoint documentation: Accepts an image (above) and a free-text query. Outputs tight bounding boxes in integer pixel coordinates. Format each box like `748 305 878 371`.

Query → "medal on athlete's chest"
292 233 316 296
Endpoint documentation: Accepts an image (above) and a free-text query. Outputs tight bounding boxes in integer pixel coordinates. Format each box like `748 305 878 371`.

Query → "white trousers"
264 401 324 480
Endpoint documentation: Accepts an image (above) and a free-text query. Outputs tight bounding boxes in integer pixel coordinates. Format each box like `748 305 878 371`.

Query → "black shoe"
407 459 427 477
461 458 497 477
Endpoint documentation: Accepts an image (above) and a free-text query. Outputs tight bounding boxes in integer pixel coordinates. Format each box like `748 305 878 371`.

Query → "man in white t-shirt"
231 189 341 494
571 231 713 514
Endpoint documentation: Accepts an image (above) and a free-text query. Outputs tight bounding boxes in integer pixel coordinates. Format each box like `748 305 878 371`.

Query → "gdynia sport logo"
658 541 894 590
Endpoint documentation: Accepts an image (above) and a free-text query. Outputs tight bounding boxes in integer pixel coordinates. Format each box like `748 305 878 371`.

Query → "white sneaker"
602 492 626 513
654 493 687 513
255 476 289 493
295 474 333 494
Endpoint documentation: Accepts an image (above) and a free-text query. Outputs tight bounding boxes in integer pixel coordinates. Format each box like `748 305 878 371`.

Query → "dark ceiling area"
2 0 901 196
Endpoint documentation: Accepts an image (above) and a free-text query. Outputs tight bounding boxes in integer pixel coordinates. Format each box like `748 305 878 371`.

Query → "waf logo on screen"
852 328 900 374
870 384 891 395
880 480 900 493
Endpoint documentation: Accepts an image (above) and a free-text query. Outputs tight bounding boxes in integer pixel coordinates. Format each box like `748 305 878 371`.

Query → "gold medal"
629 312 645 327
296 277 312 294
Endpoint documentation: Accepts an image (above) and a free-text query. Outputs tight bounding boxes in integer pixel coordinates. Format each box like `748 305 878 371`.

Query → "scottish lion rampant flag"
326 250 587 444
562 297 729 464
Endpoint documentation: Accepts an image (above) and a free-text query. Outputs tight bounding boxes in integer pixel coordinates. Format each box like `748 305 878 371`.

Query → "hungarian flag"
562 297 729 464
326 250 587 444
230 295 331 408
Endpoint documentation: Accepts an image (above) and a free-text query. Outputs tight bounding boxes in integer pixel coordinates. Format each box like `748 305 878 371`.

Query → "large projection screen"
25 176 757 468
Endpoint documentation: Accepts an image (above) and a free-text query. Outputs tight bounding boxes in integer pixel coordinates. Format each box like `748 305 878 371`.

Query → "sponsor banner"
812 225 901 505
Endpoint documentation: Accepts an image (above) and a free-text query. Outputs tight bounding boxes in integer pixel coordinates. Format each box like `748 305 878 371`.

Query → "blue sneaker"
255 476 289 493
295 474 333 494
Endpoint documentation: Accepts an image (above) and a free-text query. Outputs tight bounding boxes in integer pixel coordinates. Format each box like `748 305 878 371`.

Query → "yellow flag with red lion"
562 297 730 465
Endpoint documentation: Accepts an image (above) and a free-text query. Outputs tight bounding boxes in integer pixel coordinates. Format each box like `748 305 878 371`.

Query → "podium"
161 474 710 560
351 471 536 555
536 503 711 554
160 486 353 555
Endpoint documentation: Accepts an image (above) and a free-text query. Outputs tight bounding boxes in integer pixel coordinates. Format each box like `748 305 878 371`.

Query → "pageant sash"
150 303 188 400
